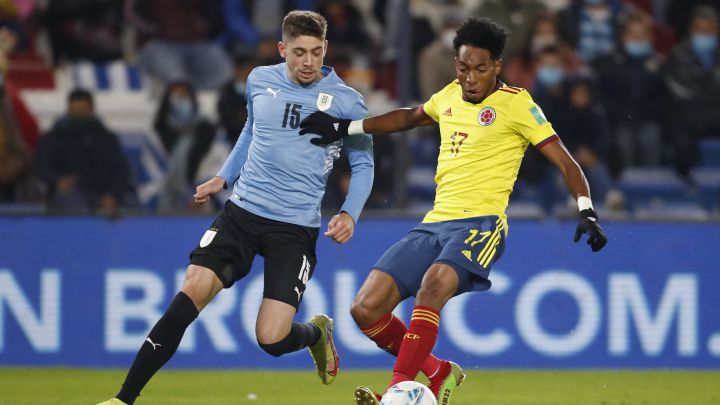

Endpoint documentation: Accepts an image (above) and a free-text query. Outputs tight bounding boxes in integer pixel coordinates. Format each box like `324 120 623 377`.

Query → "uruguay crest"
478 107 496 126
199 228 218 248
317 92 333 111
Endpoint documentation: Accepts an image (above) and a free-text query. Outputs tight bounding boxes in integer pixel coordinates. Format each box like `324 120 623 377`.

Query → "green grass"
0 368 718 405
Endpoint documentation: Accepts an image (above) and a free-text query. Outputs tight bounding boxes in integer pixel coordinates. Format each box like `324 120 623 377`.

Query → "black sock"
294 321 322 347
116 292 198 404
258 322 321 357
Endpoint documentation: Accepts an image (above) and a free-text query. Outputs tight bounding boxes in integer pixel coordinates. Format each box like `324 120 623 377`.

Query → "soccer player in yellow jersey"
300 18 607 405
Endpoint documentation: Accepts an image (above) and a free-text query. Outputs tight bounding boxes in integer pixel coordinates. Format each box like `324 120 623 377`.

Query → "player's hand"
194 176 225 204
299 111 350 145
574 208 607 252
325 212 355 244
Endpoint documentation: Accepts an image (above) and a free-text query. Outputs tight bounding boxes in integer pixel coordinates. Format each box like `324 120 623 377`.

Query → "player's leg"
255 221 338 383
350 269 445 379
254 298 321 357
103 202 258 405
390 263 459 387
113 264 223 404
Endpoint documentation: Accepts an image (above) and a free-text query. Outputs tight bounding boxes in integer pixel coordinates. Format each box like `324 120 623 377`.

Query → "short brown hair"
282 10 327 41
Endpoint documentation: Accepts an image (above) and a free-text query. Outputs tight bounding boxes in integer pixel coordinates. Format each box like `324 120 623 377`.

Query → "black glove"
299 111 351 145
574 208 608 252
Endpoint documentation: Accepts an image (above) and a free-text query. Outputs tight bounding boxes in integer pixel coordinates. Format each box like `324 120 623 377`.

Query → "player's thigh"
189 201 258 288
372 230 443 299
261 224 319 310
351 269 403 325
255 298 297 344
436 216 507 295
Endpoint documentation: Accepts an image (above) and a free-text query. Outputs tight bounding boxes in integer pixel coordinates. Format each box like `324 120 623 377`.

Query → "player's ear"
278 41 286 58
495 58 503 75
323 39 328 57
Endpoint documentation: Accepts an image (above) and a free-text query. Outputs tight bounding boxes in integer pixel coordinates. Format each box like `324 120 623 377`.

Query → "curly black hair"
453 18 510 60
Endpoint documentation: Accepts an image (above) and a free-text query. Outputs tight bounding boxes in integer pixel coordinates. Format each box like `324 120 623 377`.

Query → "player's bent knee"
350 296 386 326
257 334 294 357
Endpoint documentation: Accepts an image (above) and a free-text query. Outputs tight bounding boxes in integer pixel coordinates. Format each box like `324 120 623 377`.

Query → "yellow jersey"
421 81 558 223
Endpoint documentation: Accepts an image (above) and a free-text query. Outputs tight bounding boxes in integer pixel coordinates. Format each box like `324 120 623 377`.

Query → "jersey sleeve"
339 90 373 224
509 91 558 148
217 68 256 186
422 91 441 122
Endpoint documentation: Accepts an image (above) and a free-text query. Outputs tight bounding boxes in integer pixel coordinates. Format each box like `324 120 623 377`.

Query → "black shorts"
190 201 319 309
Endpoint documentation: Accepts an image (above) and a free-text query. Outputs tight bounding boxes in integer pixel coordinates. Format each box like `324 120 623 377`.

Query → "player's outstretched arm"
299 106 435 145
539 139 608 252
193 176 225 204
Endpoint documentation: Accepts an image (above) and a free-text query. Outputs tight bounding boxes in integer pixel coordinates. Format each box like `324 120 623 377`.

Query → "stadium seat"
618 167 693 210
699 139 720 167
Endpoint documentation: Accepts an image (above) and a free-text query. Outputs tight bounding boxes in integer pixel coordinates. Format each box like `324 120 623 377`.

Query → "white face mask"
442 30 455 49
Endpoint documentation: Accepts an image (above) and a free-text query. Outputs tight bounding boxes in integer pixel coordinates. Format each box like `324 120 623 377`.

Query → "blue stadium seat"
70 61 144 91
618 168 695 210
699 139 720 167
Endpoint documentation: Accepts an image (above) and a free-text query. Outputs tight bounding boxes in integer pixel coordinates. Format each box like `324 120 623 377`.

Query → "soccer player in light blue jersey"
98 10 374 405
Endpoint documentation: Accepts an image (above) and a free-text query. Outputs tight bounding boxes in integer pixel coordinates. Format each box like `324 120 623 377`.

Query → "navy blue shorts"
373 215 507 298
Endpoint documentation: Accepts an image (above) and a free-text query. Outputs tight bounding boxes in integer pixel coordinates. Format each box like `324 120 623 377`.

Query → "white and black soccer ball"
380 381 437 405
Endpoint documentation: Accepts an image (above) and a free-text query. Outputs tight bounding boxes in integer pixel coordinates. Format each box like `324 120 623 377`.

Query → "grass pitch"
0 368 718 405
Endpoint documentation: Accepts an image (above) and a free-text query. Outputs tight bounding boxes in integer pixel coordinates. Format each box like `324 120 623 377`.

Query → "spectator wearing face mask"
35 89 134 211
217 54 254 145
593 13 667 177
504 12 584 90
664 5 720 179
418 9 463 101
472 0 548 62
515 46 570 211
154 81 216 210
558 0 625 62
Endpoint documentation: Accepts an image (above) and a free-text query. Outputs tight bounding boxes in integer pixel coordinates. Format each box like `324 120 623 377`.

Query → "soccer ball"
380 381 437 405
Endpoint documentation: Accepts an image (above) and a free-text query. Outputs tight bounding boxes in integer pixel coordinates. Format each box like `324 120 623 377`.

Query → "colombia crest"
478 107 496 126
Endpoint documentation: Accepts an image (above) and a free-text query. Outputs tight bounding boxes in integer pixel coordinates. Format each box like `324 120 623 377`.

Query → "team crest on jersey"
478 107 496 126
316 93 333 111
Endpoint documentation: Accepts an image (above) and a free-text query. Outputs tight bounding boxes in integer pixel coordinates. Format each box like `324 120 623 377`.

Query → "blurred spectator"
125 0 232 90
372 0 435 100
220 0 313 57
555 78 616 204
318 0 372 68
154 81 216 211
217 54 254 145
45 0 124 64
593 12 667 176
664 5 720 179
558 0 624 62
0 29 30 202
517 46 570 211
0 0 40 53
473 0 548 61
621 0 677 55
504 12 584 89
418 8 462 100
665 0 720 39
35 89 134 211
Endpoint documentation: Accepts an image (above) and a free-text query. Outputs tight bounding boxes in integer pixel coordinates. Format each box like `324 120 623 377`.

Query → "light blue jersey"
217 63 374 228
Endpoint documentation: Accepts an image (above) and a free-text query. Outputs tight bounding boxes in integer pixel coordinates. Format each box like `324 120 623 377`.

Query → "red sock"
389 306 440 388
360 313 443 378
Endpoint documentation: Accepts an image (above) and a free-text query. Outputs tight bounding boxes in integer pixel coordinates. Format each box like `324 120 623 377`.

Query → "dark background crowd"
0 0 718 220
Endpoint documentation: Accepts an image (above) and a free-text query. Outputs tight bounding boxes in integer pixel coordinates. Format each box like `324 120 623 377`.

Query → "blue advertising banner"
0 217 718 369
